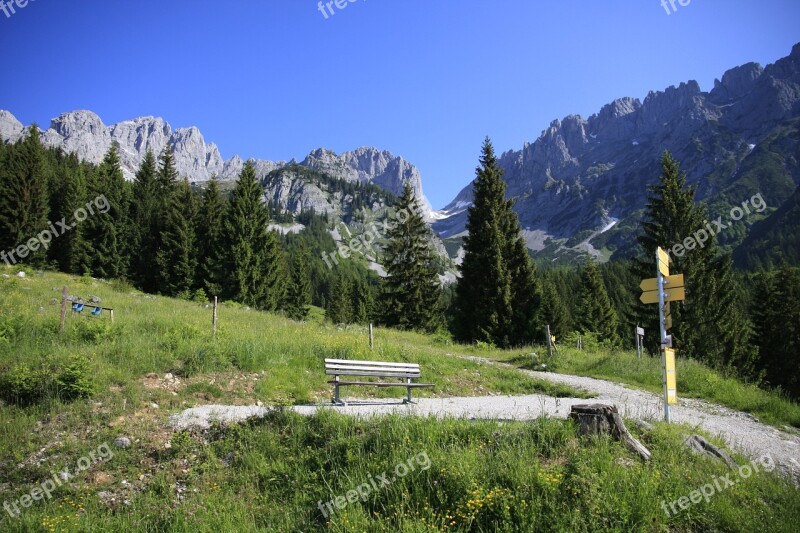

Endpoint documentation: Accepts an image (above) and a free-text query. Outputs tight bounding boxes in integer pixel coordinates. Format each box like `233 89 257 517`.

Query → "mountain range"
2 42 799 266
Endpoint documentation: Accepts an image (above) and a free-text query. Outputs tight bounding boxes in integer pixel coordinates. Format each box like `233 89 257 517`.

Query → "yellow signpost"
637 247 686 422
657 247 670 277
639 274 684 292
664 348 677 405
639 286 686 304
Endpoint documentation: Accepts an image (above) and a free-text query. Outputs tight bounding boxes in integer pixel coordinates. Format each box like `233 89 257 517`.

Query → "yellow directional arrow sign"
640 286 686 304
640 274 685 292
657 247 670 277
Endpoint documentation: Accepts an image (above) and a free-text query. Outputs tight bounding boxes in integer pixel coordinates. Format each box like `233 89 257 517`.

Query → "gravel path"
170 360 800 480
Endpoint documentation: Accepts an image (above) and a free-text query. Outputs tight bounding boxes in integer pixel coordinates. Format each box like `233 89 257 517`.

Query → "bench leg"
332 377 346 406
403 378 413 404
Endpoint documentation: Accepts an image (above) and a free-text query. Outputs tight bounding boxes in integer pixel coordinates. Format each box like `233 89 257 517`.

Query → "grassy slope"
1 266 798 531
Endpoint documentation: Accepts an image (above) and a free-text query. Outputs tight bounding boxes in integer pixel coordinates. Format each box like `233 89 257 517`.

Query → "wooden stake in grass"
369 323 374 350
59 286 68 334
546 324 553 358
212 296 218 339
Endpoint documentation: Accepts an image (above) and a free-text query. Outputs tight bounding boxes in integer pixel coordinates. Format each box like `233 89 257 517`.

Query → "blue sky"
1 0 799 208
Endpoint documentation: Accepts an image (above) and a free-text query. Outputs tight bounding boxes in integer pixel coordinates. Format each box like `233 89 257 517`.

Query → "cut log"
569 403 652 462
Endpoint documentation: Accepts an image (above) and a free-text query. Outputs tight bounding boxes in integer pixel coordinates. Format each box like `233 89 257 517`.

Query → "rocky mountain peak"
710 62 764 103
302 146 432 216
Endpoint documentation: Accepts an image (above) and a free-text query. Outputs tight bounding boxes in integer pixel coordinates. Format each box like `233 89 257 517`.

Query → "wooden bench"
325 358 434 405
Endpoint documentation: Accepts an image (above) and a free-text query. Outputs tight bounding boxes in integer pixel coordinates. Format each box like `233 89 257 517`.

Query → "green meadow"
1 266 798 532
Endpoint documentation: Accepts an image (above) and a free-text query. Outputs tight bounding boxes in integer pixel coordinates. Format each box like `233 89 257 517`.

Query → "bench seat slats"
324 358 433 405
326 370 420 379
325 363 420 372
325 358 420 369
327 380 434 388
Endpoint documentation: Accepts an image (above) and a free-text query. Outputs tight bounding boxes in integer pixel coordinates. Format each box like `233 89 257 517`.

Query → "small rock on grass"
114 437 131 449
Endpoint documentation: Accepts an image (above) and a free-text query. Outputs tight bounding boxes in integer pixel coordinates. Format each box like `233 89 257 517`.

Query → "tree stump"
569 404 652 462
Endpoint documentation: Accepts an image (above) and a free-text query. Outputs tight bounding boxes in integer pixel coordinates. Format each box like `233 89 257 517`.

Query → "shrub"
55 354 98 400
0 363 45 405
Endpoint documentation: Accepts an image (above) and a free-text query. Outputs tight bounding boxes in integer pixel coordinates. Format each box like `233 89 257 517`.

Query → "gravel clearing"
170 362 800 481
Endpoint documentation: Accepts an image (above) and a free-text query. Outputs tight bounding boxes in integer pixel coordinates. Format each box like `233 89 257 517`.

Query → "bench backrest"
325 358 421 379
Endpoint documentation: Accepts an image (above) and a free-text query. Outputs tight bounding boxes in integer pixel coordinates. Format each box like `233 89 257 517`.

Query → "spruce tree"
222 160 284 310
503 200 540 343
351 277 374 325
155 179 197 296
635 151 755 373
195 177 227 297
326 273 352 324
0 126 49 266
60 162 91 274
285 242 312 321
578 259 620 346
129 151 160 291
753 264 800 397
85 144 126 278
540 279 569 339
381 183 441 331
454 138 539 347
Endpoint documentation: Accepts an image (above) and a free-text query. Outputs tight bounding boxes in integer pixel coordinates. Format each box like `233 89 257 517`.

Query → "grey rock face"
302 147 432 218
0 111 431 218
435 43 800 255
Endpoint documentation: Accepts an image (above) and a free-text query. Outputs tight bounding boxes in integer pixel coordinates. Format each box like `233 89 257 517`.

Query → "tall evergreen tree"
129 150 160 291
635 151 755 373
59 162 91 274
752 264 800 398
156 179 197 295
540 279 569 340
578 259 620 346
85 144 127 278
351 277 374 325
222 160 284 309
285 242 312 321
381 183 441 331
0 126 49 266
195 177 227 297
326 273 352 324
454 138 539 347
503 200 540 343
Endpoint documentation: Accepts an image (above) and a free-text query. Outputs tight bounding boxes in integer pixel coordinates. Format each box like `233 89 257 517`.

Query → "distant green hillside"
734 185 800 269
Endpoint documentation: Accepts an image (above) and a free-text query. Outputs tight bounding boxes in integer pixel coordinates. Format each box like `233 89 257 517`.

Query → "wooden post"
369 323 374 351
546 324 553 358
212 296 218 339
59 286 68 334
109 309 114 323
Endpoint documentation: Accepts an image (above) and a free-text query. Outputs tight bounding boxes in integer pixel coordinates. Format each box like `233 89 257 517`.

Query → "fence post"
546 324 553 358
59 286 68 334
212 296 218 339
369 323 374 350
